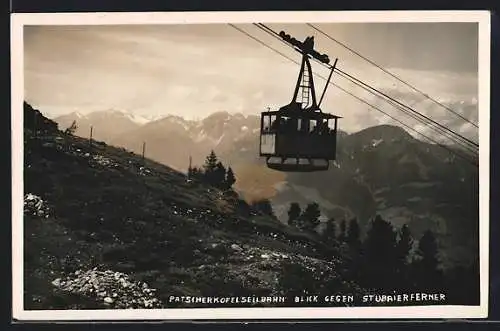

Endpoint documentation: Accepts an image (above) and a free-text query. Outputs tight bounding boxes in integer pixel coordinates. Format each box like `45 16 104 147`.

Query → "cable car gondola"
259 33 341 172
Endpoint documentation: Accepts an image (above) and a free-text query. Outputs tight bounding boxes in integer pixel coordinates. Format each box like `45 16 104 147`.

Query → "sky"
24 22 479 139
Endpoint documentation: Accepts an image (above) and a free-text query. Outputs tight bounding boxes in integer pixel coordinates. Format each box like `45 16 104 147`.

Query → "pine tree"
346 218 361 250
395 224 414 289
287 202 301 227
323 218 337 244
338 219 347 242
214 161 227 188
203 150 219 184
300 202 321 231
252 199 274 217
415 230 442 291
190 166 203 180
418 230 439 267
396 224 413 264
225 166 236 189
203 150 218 172
360 215 399 291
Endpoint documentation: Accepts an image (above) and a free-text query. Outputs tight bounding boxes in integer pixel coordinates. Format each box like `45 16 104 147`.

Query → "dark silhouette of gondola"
259 32 341 172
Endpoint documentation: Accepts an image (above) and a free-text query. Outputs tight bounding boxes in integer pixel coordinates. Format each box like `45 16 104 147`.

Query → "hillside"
24 103 368 309
50 108 480 269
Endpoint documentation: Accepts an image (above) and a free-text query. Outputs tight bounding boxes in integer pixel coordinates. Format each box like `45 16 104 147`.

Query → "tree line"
188 150 236 190
282 201 480 302
188 150 479 304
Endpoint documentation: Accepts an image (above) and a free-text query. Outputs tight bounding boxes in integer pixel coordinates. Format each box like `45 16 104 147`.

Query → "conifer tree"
338 219 347 242
214 161 227 188
396 224 413 264
395 224 414 289
414 230 442 291
203 150 218 173
190 166 203 180
252 199 274 217
360 215 399 291
300 202 321 231
225 166 236 189
346 218 361 250
287 202 301 227
202 150 219 185
323 218 337 244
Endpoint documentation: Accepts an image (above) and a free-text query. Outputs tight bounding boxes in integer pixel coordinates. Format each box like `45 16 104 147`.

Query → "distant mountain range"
54 110 164 143
52 109 479 268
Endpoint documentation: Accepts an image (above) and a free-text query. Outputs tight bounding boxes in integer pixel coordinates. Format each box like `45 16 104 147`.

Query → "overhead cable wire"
255 23 479 153
306 23 479 128
333 69 478 156
333 69 479 155
228 24 299 65
310 56 478 154
334 67 479 149
227 23 478 167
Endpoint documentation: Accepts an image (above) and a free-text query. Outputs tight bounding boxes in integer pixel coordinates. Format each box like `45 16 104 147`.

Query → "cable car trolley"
259 31 341 172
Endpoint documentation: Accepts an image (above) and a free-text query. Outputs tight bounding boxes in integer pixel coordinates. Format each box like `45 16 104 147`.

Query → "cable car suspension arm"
319 58 337 107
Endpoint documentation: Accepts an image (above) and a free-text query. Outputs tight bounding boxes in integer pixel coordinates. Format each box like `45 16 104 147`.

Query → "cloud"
313 64 479 144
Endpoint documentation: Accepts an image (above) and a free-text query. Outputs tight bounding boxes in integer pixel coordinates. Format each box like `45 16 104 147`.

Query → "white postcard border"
11 10 491 321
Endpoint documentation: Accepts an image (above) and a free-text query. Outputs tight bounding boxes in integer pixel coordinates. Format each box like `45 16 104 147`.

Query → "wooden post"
142 141 146 161
187 155 192 181
89 126 93 146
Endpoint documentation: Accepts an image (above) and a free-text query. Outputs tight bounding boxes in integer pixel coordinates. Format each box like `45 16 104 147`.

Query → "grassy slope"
24 124 364 309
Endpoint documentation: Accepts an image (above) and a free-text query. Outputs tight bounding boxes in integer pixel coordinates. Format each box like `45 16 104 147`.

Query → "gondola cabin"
260 103 340 172
259 32 341 172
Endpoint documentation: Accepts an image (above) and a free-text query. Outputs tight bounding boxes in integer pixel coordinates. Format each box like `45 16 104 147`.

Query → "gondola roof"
262 102 342 120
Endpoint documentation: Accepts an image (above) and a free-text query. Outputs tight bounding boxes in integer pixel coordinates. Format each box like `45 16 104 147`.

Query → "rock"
51 278 61 287
261 254 270 259
103 297 114 304
231 244 243 252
